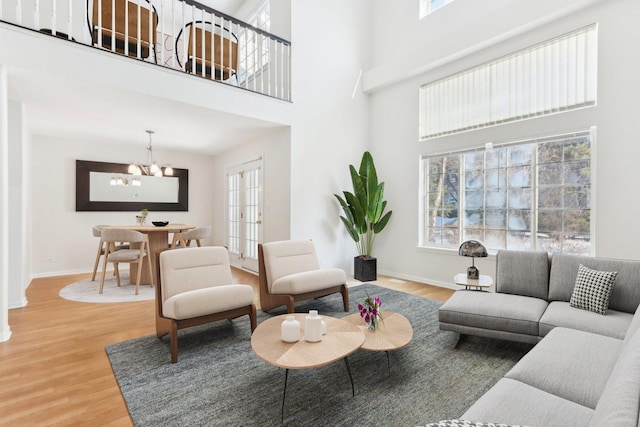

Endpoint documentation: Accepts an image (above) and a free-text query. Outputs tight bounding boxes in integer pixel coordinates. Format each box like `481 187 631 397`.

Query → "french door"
226 158 263 272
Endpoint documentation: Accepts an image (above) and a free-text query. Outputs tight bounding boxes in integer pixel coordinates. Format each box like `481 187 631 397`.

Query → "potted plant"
334 151 392 281
136 208 149 225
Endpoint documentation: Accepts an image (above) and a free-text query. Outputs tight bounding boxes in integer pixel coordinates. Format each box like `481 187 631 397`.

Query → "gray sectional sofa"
436 250 640 426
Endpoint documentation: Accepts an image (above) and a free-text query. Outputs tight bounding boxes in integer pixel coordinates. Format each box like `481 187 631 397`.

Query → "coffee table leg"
385 351 391 375
343 357 355 397
281 368 289 423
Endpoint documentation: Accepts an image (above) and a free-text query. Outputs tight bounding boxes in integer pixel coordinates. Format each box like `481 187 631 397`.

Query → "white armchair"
258 240 349 313
158 246 256 363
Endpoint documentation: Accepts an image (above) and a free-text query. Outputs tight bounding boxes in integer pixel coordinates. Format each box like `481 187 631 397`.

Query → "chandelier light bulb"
116 177 124 186
150 162 159 174
110 177 117 186
164 166 174 176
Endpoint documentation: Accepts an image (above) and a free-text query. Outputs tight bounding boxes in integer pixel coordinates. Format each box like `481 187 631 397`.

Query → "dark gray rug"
105 284 533 426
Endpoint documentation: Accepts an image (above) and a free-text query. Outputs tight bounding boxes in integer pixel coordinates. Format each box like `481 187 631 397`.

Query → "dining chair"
158 246 256 363
171 226 212 248
258 240 350 313
91 225 129 281
99 228 153 295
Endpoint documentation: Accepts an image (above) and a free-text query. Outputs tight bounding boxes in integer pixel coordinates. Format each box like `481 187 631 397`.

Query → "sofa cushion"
504 327 622 409
569 264 617 315
496 250 549 300
624 303 640 341
262 240 320 292
539 301 632 339
439 291 548 337
588 327 640 426
461 378 594 427
549 253 640 313
163 284 254 320
271 268 346 294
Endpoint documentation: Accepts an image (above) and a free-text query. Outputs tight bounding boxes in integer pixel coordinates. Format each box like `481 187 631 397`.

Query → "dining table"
102 223 195 286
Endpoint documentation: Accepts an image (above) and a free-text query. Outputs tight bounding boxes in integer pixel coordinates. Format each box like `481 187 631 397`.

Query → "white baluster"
67 0 72 40
136 0 141 59
50 0 55 35
111 0 116 53
159 0 164 65
15 0 21 26
34 0 40 33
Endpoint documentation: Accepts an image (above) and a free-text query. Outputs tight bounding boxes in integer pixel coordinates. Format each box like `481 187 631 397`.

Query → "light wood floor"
0 270 453 426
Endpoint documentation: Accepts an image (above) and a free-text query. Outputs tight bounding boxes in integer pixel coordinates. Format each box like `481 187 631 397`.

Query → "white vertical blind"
420 25 598 140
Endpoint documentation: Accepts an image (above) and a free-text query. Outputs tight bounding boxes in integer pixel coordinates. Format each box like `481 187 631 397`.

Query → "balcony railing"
0 0 291 101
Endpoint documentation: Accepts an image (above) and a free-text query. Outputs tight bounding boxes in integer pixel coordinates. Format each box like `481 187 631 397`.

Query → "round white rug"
59 273 155 303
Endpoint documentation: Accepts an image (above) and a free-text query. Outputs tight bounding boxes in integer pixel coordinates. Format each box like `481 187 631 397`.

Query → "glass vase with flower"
357 294 382 330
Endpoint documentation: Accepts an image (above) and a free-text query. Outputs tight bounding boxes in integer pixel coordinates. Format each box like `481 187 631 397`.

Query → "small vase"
281 315 300 343
305 310 322 342
367 314 379 331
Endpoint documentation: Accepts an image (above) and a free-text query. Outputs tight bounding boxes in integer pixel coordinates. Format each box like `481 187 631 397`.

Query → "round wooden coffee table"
251 313 364 421
343 311 413 373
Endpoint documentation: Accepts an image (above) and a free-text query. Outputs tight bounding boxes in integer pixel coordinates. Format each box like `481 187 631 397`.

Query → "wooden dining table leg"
129 230 169 285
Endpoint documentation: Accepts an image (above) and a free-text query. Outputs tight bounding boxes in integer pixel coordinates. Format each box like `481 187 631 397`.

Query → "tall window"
419 25 598 139
239 0 270 78
421 130 593 255
420 0 455 18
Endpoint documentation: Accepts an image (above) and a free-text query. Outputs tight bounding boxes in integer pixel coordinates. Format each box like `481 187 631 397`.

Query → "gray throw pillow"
569 264 617 315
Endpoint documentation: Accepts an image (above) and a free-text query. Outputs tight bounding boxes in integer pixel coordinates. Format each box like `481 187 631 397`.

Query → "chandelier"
112 130 173 186
128 130 173 177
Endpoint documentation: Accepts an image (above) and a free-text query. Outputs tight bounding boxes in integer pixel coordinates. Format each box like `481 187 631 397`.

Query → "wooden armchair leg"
285 296 295 314
340 284 349 312
249 305 257 332
170 321 179 363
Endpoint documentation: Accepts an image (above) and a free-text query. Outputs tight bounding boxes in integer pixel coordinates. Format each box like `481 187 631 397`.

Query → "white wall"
30 136 217 277
289 0 371 272
8 100 29 308
367 0 640 287
210 126 291 251
0 65 11 341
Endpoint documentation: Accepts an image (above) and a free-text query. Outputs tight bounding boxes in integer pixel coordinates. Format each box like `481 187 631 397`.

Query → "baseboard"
8 297 27 309
30 268 129 280
377 269 463 291
0 328 12 342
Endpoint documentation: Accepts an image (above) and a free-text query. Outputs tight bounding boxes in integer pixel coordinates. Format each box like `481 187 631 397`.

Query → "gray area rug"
106 284 533 426
59 273 155 303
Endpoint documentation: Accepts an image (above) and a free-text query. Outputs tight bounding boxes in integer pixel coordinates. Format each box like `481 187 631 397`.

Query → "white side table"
454 273 493 291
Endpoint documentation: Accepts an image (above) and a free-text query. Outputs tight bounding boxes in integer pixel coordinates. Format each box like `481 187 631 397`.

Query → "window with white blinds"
419 25 598 140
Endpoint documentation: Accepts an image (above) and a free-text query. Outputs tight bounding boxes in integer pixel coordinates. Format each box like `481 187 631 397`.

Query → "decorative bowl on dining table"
152 221 169 227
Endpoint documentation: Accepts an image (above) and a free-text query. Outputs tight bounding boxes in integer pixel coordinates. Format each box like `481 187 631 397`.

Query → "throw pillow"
569 264 617 315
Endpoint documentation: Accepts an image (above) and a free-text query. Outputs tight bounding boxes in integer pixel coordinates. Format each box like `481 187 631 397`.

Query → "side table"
454 273 493 291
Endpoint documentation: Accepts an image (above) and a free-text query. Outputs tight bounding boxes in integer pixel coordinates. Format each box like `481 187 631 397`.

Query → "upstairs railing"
0 0 291 101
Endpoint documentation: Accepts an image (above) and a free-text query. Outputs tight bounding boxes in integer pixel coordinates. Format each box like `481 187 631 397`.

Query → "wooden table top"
251 314 365 370
102 224 194 232
342 311 413 352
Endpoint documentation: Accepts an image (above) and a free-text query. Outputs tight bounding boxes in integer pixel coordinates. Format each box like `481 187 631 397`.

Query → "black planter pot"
354 256 377 282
